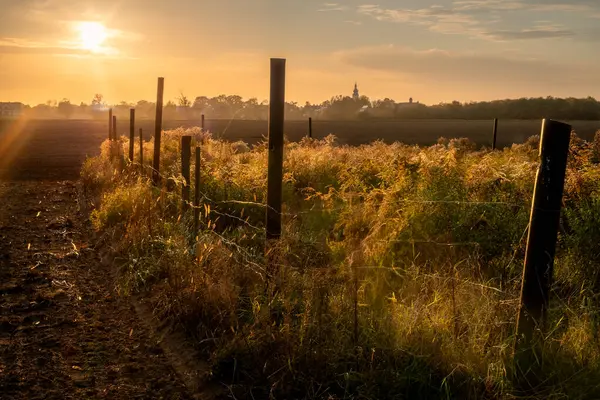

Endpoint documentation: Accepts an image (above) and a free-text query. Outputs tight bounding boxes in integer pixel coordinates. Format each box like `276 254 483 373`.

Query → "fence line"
101 66 572 384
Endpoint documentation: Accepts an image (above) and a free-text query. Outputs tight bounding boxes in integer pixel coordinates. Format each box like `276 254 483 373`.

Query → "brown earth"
0 178 206 399
0 181 196 399
1 118 599 181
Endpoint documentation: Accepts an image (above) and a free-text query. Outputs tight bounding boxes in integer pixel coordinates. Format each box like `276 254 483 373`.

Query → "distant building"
352 83 360 100
396 97 419 108
0 102 24 118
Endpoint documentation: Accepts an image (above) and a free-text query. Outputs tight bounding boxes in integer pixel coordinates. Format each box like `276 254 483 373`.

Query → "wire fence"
102 72 575 382
108 144 533 295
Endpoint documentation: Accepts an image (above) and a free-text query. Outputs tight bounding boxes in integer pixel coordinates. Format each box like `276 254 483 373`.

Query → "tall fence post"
181 136 191 212
112 116 117 141
308 117 313 139
108 108 113 141
514 119 572 384
266 58 286 241
152 77 165 186
265 57 286 311
492 118 498 150
129 109 135 162
201 114 205 131
194 146 201 239
139 128 144 175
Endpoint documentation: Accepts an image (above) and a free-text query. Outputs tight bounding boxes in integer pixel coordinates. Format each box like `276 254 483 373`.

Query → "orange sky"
1 0 600 106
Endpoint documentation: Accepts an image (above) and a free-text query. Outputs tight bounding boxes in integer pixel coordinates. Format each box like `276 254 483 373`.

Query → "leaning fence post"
308 117 313 138
492 118 498 150
193 146 201 239
129 109 135 162
181 136 191 212
139 128 144 175
514 119 572 383
201 114 205 131
152 77 165 186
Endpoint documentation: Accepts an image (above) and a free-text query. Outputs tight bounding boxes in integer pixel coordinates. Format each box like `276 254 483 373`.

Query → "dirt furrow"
0 180 191 400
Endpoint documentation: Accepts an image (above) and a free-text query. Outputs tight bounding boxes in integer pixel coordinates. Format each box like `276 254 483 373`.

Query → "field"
78 127 600 398
1 118 599 180
3 117 600 398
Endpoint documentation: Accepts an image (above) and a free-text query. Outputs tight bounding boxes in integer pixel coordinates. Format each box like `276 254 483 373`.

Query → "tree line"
20 94 600 121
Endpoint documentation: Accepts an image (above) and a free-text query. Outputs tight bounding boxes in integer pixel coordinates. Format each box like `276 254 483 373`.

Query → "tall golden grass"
82 128 600 399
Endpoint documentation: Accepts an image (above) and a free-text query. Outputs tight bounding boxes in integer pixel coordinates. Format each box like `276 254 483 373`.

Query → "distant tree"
164 100 177 119
192 96 209 109
113 101 133 118
58 98 74 119
177 92 192 108
322 95 370 120
136 100 155 119
91 94 104 106
30 103 54 118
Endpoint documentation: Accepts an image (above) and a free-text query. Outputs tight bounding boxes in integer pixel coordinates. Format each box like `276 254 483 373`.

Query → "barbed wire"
112 154 532 259
351 266 510 294
201 228 267 278
120 158 529 216
107 159 534 306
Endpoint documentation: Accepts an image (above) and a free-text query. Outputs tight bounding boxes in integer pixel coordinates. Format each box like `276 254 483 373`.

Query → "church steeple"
352 82 359 100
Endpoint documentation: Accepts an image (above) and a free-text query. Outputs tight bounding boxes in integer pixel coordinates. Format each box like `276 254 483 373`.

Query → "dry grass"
81 127 600 399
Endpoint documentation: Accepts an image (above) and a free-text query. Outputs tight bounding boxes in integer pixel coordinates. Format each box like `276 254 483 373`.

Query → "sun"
76 22 108 52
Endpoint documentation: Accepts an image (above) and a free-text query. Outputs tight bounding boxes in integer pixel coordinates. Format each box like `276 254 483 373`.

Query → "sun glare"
76 22 108 52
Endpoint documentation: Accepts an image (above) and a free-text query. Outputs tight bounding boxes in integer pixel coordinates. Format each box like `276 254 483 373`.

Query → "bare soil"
0 180 193 399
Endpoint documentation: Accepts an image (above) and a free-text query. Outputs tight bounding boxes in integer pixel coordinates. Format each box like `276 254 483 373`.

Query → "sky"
1 0 599 106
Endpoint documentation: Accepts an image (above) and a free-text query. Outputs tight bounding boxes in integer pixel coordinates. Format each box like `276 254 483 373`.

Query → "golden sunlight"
76 22 108 53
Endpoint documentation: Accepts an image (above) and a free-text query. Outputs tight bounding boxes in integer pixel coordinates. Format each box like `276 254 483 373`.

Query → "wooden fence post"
201 114 205 131
129 109 135 162
309 117 313 139
194 146 201 239
152 77 165 186
514 119 572 382
266 58 286 241
492 118 498 150
112 116 117 162
264 57 286 313
139 128 144 175
181 136 191 212
108 108 113 141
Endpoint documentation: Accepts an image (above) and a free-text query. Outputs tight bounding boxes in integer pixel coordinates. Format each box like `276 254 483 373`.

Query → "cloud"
482 28 575 40
356 2 596 41
333 44 597 88
454 0 599 13
0 37 83 55
0 16 142 57
0 32 135 57
357 4 487 36
318 3 347 12
481 23 576 40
